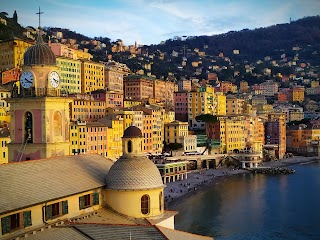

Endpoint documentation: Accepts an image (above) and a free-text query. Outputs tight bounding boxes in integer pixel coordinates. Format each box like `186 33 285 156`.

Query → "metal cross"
36 6 44 28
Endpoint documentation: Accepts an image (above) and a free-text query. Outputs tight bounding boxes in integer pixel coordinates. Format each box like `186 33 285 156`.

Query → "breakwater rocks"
249 167 296 174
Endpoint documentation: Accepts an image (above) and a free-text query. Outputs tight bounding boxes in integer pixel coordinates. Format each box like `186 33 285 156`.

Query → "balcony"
12 87 68 98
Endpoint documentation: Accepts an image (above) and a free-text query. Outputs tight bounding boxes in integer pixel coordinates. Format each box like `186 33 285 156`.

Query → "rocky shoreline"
165 156 320 209
248 167 296 174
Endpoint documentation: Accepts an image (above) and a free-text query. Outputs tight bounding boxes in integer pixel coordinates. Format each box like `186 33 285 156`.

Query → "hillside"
1 12 319 83
150 16 320 61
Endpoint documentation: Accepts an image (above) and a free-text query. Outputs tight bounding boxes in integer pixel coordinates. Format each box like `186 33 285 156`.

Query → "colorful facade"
206 115 247 153
188 86 215 130
226 96 245 115
56 56 81 93
50 42 92 60
174 91 188 122
0 38 33 72
265 113 286 159
70 94 105 122
289 86 305 102
81 60 104 93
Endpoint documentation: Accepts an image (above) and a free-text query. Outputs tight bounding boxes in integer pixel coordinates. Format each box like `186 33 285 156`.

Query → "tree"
195 114 218 123
13 10 17 23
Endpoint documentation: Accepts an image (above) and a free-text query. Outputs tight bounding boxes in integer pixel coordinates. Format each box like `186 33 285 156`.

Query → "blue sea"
172 161 320 240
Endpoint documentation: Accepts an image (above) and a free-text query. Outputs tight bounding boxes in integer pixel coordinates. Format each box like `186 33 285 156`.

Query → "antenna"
36 6 44 28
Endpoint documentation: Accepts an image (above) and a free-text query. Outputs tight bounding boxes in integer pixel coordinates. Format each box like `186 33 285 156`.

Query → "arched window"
141 194 149 215
25 112 33 143
127 140 132 153
159 191 163 211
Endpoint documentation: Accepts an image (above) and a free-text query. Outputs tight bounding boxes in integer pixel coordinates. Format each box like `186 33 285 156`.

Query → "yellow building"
97 115 124 159
123 99 141 108
56 56 82 93
163 110 175 124
0 127 212 240
290 86 305 102
0 128 10 164
69 120 87 155
70 94 106 122
0 38 33 72
311 80 319 88
188 86 215 130
81 60 104 93
207 115 247 153
165 120 188 144
226 96 245 115
216 92 226 115
0 86 10 127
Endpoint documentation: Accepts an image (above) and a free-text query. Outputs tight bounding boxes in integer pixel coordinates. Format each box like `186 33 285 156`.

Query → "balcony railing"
11 87 68 98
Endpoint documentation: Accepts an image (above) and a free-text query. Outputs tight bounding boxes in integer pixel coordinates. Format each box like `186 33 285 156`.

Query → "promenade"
164 155 319 208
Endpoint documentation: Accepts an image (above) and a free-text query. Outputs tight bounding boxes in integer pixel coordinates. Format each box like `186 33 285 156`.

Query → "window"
159 192 163 211
79 193 99 210
1 211 32 235
127 140 132 153
141 195 150 215
45 201 68 221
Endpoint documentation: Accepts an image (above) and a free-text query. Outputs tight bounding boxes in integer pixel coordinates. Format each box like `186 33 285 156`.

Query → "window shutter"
45 205 52 221
23 211 32 227
1 216 10 235
92 192 99 205
79 196 84 210
62 201 68 215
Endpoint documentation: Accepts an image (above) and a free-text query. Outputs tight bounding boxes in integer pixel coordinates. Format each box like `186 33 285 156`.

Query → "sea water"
172 162 320 240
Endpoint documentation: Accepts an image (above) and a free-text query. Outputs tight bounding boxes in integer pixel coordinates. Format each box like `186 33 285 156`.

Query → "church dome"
106 156 164 190
123 126 143 138
24 33 56 66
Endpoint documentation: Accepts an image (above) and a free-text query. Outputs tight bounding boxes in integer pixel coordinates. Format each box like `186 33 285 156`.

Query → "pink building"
174 91 188 122
92 90 123 108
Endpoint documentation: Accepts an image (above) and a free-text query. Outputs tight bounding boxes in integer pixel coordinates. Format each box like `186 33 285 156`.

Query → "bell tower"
7 8 72 162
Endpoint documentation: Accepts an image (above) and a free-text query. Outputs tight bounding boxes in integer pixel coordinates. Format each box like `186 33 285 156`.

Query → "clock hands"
24 78 33 84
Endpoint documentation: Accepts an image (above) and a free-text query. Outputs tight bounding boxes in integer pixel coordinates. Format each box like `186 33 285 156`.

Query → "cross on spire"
36 6 44 28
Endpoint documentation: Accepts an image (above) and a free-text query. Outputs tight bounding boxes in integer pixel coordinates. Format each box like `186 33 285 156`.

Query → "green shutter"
62 201 68 215
92 192 99 205
23 211 32 227
45 205 52 221
1 216 10 235
79 196 84 210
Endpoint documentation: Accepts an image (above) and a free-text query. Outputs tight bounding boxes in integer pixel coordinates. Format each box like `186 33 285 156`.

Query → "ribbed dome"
123 126 143 138
106 155 164 190
24 33 56 66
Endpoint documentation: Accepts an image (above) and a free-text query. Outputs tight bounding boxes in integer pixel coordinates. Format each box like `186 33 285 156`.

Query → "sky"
2 0 320 45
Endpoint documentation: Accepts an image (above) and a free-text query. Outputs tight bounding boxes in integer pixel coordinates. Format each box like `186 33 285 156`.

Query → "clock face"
20 71 34 88
49 71 60 88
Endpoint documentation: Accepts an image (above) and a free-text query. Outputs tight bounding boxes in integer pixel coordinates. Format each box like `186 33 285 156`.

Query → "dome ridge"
23 31 56 66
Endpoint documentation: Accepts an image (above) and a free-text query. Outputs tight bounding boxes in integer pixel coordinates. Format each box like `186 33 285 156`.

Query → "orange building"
289 86 305 102
70 94 105 122
276 92 288 102
1 68 21 85
124 75 154 101
85 122 108 157
240 80 248 93
219 81 234 93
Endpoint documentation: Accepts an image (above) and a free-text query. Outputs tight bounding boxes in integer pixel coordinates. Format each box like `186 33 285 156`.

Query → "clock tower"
8 25 72 162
